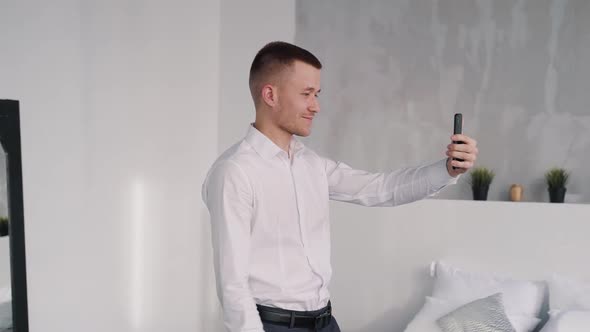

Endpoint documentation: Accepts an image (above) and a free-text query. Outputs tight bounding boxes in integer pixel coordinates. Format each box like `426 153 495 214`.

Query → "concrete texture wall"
296 0 590 203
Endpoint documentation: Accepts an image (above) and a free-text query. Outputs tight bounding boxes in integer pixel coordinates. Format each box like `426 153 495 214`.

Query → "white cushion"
539 310 590 332
548 274 590 312
431 261 545 318
403 296 540 332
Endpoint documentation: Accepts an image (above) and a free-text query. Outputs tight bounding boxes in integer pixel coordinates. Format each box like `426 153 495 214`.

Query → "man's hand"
445 134 478 177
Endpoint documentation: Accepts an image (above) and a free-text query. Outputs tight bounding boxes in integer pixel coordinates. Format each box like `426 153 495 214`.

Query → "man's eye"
302 93 310 96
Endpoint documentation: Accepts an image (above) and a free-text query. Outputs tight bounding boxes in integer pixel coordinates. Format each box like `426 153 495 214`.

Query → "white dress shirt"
202 124 458 332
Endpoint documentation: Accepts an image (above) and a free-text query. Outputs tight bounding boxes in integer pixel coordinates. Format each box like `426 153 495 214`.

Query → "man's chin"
294 129 311 137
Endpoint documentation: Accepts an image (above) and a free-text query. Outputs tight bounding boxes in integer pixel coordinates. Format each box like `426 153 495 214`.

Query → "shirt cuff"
425 158 460 191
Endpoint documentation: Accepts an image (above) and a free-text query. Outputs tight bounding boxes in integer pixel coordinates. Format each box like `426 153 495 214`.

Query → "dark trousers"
262 316 340 332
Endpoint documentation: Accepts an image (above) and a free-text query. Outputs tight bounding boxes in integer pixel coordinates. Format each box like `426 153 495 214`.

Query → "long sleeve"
324 157 458 207
202 160 264 332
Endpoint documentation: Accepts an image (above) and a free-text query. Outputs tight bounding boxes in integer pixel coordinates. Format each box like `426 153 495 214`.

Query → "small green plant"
0 216 8 237
545 168 569 190
469 167 495 188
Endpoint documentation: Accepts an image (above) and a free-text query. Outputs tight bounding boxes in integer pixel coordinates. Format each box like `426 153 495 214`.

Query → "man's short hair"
249 41 322 106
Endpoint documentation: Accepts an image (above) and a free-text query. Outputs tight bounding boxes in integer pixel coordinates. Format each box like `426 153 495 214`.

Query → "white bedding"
539 310 590 332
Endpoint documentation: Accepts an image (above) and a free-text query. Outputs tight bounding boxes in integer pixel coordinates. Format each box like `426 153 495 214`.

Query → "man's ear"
261 84 278 108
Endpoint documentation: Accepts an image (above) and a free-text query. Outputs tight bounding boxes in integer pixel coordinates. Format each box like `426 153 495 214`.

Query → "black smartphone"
452 113 464 170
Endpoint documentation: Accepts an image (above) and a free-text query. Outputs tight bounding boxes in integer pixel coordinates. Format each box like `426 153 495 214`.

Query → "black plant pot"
472 185 490 201
549 187 566 203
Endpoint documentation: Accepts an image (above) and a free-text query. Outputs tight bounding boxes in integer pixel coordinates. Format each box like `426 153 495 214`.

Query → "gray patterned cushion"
436 293 516 332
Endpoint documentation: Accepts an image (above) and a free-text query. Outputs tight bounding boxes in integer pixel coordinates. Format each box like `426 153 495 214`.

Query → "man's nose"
309 98 320 113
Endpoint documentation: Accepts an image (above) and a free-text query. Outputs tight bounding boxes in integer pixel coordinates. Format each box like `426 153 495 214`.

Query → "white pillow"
437 293 516 332
431 261 545 318
548 274 590 312
403 296 541 332
539 310 590 332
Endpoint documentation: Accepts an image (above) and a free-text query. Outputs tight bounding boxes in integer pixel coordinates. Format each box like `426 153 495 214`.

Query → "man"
202 41 478 332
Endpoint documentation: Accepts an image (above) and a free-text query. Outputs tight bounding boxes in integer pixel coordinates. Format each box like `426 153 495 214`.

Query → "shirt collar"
245 123 305 160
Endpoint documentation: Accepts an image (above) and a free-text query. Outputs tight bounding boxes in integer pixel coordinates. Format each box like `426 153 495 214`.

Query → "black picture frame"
0 100 29 332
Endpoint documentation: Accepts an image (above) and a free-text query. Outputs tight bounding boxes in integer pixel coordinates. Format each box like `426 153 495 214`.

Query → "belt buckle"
314 309 331 330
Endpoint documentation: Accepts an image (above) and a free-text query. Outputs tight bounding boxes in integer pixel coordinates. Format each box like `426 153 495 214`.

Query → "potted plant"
0 217 7 237
545 168 569 203
469 167 495 201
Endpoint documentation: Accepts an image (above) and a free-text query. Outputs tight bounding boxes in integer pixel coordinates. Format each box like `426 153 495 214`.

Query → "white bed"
327 199 590 332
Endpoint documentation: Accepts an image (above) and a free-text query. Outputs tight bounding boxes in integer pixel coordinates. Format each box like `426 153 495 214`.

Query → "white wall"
218 1 296 152
0 238 9 289
0 0 296 331
1 1 221 331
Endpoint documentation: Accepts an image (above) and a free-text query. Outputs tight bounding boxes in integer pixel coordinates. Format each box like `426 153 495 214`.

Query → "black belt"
256 301 332 330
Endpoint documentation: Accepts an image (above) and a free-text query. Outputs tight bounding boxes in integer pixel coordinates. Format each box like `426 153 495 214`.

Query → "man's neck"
253 121 292 155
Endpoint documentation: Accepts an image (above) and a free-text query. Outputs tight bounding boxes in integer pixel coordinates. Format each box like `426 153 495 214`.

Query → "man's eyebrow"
303 87 321 93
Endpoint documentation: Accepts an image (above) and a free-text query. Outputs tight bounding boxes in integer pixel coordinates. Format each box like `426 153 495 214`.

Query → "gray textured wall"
296 0 590 203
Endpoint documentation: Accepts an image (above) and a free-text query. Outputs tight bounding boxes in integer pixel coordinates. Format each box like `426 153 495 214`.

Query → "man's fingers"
450 159 474 169
446 135 478 172
447 143 478 154
451 134 477 146
446 150 475 161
